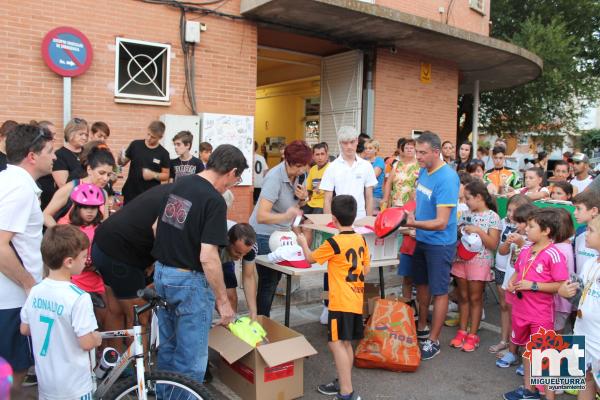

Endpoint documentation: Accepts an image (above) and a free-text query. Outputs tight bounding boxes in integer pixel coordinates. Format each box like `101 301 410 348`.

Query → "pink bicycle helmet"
70 183 105 206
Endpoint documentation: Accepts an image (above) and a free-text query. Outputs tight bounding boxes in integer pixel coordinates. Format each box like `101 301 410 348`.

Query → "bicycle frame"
93 316 148 399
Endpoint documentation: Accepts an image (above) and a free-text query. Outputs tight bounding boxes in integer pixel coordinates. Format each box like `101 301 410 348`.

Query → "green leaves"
479 0 600 142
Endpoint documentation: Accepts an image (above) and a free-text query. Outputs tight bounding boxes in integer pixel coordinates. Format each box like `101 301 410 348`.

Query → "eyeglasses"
72 117 87 125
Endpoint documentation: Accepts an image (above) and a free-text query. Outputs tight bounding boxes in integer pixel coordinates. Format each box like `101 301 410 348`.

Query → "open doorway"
255 28 361 167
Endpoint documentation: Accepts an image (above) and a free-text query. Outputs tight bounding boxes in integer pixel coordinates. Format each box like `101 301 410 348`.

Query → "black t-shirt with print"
151 174 228 272
94 183 173 268
122 140 170 204
53 146 84 182
169 156 204 181
0 151 6 172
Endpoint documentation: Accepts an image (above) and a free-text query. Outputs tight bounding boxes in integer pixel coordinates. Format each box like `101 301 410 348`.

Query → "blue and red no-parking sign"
41 27 93 77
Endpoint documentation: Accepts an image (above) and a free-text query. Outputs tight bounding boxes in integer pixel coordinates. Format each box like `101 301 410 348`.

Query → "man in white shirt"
571 152 594 193
0 124 55 390
318 126 377 324
253 141 269 204
320 126 378 219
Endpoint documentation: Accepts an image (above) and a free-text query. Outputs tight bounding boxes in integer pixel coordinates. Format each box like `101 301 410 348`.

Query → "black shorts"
494 268 505 286
223 262 238 289
0 308 33 372
328 311 364 342
92 243 149 299
301 205 323 215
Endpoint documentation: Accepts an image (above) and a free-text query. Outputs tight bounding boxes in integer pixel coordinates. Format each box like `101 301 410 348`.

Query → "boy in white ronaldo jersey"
20 225 101 400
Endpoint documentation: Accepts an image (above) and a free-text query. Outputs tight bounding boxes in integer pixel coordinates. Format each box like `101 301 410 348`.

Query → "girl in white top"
20 225 101 400
559 215 600 399
489 194 532 354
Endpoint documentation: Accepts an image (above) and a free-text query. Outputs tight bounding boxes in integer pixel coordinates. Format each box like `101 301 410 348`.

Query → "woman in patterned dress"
382 138 420 209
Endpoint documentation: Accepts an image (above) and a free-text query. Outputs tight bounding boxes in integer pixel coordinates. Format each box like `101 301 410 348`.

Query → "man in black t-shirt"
119 121 170 204
151 144 249 384
169 130 204 182
93 183 173 299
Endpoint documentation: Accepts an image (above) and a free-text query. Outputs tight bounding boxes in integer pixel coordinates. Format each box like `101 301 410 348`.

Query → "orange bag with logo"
354 298 420 372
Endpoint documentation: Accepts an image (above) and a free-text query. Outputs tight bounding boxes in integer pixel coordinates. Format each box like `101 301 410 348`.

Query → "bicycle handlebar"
133 288 169 321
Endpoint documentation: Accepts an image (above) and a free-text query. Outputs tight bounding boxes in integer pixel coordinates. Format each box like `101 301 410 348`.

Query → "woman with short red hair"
249 140 313 317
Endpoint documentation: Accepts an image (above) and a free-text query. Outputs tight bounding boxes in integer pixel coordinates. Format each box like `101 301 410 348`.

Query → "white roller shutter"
320 50 364 154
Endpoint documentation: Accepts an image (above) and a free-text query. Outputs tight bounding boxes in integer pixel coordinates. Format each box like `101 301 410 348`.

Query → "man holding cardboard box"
404 131 460 361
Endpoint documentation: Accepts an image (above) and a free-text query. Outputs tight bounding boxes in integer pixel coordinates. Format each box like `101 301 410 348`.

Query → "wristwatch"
531 282 539 292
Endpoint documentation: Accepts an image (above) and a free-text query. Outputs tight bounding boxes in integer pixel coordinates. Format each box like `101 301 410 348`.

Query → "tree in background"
457 0 600 146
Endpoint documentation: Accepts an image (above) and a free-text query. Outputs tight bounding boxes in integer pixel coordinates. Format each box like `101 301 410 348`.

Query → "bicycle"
92 288 213 399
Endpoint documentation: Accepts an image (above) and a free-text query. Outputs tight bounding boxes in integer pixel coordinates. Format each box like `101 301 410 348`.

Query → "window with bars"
114 38 171 102
469 0 485 14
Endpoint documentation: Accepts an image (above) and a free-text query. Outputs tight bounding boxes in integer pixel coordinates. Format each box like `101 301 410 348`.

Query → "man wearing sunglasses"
0 124 55 392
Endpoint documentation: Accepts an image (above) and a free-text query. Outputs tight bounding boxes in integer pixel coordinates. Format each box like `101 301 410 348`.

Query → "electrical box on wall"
159 114 201 159
185 21 201 43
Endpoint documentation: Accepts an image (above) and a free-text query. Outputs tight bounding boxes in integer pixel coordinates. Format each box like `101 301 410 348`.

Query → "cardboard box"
303 214 400 260
209 316 317 400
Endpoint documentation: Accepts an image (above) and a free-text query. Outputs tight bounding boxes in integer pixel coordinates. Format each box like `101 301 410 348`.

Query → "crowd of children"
445 161 599 400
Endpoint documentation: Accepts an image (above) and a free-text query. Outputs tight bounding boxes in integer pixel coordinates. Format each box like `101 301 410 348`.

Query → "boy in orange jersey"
297 195 369 400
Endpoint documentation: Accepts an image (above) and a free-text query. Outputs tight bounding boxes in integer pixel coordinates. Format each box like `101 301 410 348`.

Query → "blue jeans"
256 234 282 317
154 262 215 383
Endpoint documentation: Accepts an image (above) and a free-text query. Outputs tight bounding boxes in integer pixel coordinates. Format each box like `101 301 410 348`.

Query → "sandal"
489 340 508 354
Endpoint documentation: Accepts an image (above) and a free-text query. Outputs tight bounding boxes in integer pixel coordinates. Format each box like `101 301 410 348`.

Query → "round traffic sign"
41 27 93 77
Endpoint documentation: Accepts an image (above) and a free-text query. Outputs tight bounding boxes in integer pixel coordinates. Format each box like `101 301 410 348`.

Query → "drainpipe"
472 80 480 156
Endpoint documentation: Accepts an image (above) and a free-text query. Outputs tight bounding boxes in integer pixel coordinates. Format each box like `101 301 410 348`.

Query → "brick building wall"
372 49 459 152
0 0 256 222
376 0 490 36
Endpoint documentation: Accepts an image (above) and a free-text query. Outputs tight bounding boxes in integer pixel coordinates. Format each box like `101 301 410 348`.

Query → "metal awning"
241 0 543 94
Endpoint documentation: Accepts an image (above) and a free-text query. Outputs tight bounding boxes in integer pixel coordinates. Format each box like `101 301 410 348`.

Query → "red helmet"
374 200 415 238
70 183 104 206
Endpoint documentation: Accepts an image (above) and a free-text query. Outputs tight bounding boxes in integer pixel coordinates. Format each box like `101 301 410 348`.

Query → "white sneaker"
320 306 329 325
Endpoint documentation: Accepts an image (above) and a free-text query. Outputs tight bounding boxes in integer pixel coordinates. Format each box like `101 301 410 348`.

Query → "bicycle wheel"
103 371 213 400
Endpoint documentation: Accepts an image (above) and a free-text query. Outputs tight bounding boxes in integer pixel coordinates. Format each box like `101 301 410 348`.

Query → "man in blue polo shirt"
405 131 459 360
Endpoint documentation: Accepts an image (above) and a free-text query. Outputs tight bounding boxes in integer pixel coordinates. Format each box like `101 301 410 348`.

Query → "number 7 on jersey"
39 315 55 357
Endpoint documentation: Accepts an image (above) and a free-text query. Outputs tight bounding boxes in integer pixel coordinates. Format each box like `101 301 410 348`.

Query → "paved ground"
18 282 577 399
207 291 576 400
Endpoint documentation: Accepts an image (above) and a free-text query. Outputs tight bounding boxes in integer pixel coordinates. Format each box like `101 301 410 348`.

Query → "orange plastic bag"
354 298 420 372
